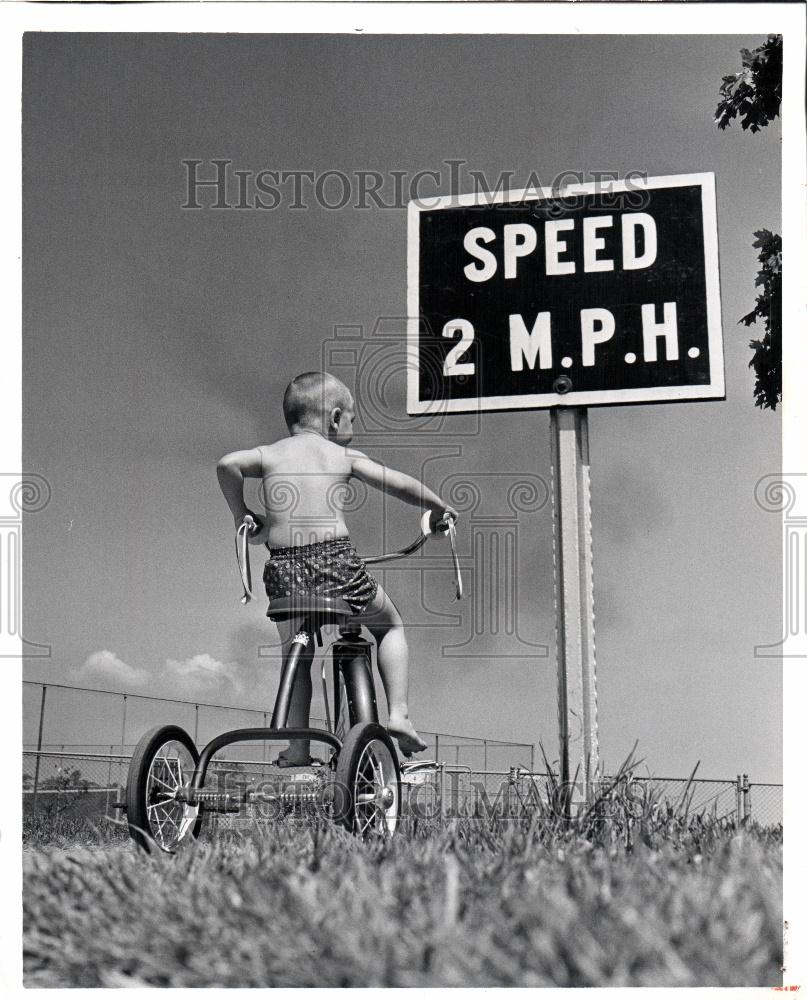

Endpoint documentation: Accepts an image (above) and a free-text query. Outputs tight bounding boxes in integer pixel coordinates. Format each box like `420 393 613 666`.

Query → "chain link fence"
23 681 781 831
23 751 783 831
746 782 783 827
23 680 532 830
437 770 782 827
23 680 533 768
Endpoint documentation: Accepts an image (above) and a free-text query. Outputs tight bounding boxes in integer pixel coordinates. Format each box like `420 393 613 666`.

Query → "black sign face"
407 174 724 413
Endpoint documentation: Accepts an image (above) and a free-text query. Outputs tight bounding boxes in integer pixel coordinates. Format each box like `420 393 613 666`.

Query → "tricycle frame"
188 617 376 795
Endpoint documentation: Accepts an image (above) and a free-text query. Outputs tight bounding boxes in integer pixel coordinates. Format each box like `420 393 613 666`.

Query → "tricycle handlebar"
361 510 462 601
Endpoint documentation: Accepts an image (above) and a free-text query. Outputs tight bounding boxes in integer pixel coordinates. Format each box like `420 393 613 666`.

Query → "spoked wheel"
126 725 203 854
334 723 401 838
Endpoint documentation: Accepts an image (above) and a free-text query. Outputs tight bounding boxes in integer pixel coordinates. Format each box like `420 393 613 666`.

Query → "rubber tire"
126 725 203 854
333 722 401 838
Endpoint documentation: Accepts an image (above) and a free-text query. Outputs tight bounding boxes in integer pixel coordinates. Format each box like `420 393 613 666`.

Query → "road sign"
407 173 724 413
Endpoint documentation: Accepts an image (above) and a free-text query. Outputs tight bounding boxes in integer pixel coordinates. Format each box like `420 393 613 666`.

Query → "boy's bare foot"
387 716 428 757
276 748 313 767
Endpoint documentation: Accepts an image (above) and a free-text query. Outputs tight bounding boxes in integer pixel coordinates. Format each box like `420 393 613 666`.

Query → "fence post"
263 712 267 762
742 773 750 823
120 695 127 753
435 734 439 761
194 704 199 745
439 763 446 822
735 774 743 823
30 684 48 816
118 695 128 793
530 744 535 773
508 766 517 819
105 745 113 817
483 739 488 771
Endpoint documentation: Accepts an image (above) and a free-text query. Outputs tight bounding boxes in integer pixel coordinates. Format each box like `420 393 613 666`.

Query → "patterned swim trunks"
263 537 379 616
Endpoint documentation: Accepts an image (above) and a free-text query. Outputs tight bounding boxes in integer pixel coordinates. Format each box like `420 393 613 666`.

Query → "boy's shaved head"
283 371 352 430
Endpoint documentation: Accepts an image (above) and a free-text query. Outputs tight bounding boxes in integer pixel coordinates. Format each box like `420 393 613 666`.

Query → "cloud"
74 648 265 705
74 650 150 687
163 653 244 700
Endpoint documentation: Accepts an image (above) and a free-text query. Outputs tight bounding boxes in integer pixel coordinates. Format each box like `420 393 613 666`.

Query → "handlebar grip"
421 508 453 536
236 520 254 603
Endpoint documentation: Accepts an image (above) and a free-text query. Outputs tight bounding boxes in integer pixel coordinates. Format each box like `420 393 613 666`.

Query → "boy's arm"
216 448 263 524
350 451 456 522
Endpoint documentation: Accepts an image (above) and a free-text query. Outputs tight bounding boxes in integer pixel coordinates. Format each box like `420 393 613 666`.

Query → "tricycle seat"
266 595 354 624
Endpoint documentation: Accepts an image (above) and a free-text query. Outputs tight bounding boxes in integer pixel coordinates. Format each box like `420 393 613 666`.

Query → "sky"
21 32 782 781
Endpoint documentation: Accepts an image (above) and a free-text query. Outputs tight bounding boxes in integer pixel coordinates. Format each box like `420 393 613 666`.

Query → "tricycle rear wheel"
126 725 203 853
333 722 401 838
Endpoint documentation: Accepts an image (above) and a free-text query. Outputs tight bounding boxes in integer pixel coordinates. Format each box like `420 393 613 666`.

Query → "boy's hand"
429 507 458 533
236 510 268 545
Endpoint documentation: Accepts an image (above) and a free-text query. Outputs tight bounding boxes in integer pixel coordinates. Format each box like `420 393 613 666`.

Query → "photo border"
1 3 803 995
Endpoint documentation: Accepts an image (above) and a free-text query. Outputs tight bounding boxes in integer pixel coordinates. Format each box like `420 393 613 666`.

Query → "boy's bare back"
255 434 357 548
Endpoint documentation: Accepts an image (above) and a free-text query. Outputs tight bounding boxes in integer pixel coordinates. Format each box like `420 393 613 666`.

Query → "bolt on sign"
407 173 724 413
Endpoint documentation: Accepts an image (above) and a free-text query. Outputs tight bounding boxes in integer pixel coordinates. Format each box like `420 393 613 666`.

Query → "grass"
23 800 782 987
23 810 130 850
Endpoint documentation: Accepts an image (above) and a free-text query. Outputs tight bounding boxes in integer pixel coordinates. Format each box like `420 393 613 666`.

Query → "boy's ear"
329 406 342 429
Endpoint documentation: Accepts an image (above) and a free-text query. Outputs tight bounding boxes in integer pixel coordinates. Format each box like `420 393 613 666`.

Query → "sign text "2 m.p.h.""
407 174 724 413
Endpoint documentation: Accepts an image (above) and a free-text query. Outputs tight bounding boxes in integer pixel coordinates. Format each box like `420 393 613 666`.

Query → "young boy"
217 370 457 761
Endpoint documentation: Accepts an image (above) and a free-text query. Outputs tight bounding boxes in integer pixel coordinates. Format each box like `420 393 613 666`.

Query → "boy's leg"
276 618 314 765
357 585 427 756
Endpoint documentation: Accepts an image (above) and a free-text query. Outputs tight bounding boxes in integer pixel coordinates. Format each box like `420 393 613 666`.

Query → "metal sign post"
550 407 598 805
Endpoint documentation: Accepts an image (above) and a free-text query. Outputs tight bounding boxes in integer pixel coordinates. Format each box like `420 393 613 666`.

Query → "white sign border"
407 171 725 414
